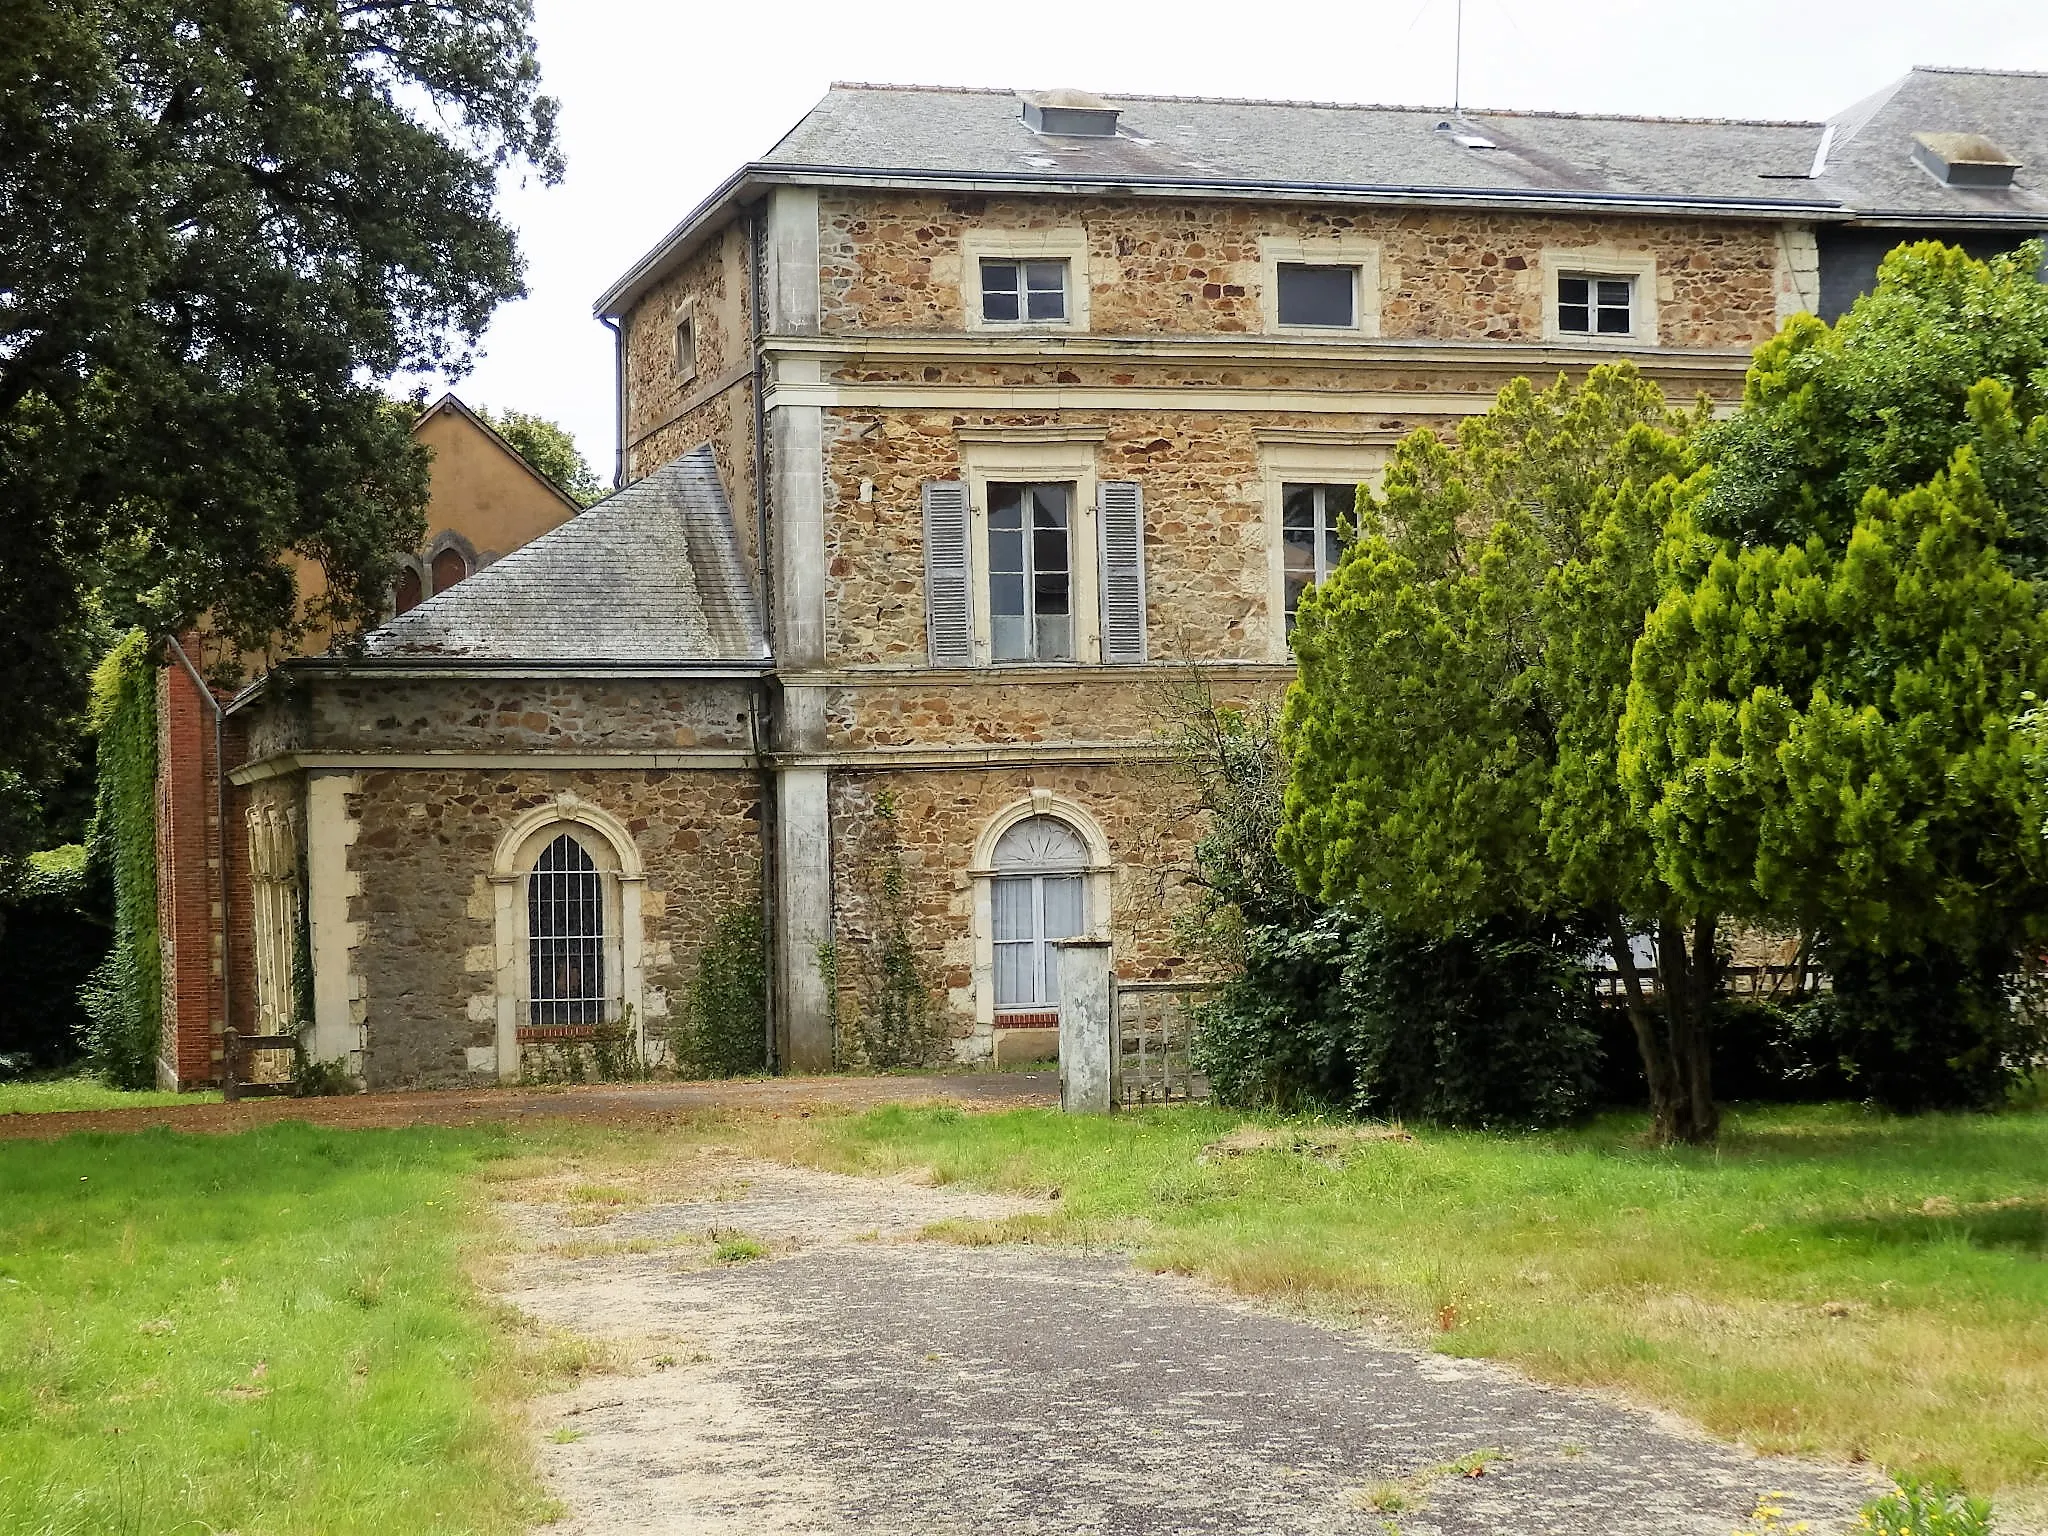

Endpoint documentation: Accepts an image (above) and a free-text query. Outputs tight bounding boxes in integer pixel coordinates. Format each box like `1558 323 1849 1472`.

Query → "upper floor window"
1277 263 1358 329
393 566 423 615
989 482 1073 662
431 546 470 595
1283 483 1353 630
673 314 697 381
981 259 1068 324
1557 274 1634 336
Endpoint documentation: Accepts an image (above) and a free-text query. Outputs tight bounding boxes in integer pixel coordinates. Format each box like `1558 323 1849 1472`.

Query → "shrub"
1797 943 2047 1113
0 844 108 1071
1858 1473 1995 1536
669 903 768 1078
1193 908 1600 1128
834 793 946 1071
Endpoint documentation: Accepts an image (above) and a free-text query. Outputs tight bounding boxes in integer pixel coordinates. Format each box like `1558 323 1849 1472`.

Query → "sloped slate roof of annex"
360 444 768 666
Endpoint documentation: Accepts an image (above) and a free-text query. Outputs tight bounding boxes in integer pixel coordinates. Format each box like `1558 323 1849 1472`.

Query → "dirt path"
499 1153 1881 1536
0 1072 1056 1141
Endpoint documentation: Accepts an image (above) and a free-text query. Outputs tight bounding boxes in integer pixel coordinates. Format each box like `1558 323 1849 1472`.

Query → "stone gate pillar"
1055 937 1114 1113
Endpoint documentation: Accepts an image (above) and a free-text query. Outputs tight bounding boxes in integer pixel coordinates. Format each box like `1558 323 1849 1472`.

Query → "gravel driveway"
501 1158 1879 1535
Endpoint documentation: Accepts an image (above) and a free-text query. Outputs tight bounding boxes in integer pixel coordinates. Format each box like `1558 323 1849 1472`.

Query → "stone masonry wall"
347 767 762 1089
819 192 1782 348
823 406 1461 667
621 221 759 575
828 763 1205 1060
824 670 1286 751
283 677 757 755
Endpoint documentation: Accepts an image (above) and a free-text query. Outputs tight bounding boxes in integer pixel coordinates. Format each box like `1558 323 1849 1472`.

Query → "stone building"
222 68 2048 1088
157 394 582 1088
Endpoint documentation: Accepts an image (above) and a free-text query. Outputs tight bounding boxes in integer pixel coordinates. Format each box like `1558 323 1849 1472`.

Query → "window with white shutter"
921 479 974 666
1096 480 1147 664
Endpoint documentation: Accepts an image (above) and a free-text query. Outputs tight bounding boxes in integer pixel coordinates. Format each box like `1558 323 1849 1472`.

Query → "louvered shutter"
922 479 974 667
1097 480 1147 665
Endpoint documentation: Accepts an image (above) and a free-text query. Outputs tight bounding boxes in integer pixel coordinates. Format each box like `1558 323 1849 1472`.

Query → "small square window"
673 315 697 380
1277 263 1358 328
981 259 1067 324
1558 274 1633 336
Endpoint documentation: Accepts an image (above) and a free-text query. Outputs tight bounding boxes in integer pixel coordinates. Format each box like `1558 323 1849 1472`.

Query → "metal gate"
1111 980 1210 1105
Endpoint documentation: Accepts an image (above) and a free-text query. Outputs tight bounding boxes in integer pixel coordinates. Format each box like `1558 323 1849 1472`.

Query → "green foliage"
1701 240 2048 569
0 842 108 1070
520 1022 649 1086
0 0 561 843
669 903 768 1078
79 630 160 1087
1193 908 1600 1128
837 792 946 1070
481 407 606 506
1625 439 2048 956
1858 1473 1995 1536
1279 364 1722 1142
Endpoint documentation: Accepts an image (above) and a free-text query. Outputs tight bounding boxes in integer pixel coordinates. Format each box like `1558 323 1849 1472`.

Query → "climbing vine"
835 792 946 1070
78 630 161 1087
669 901 768 1077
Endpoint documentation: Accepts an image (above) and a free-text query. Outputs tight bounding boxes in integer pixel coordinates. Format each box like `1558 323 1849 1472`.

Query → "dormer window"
981 259 1068 324
1558 274 1634 336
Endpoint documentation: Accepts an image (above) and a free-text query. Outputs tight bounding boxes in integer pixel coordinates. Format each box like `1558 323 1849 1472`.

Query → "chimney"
1911 132 2022 189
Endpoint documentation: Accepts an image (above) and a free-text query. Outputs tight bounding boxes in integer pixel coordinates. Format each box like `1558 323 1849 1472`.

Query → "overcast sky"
445 0 2048 477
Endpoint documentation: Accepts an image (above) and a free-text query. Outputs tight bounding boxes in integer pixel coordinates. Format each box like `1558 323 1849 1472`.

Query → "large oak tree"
0 0 561 856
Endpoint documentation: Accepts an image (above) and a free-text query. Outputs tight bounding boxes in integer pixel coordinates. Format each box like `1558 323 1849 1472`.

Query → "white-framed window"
990 817 1090 1012
988 481 1074 662
1539 249 1658 343
960 228 1091 332
1557 274 1633 336
673 312 698 381
980 259 1068 324
1282 482 1354 630
1260 234 1381 336
1277 264 1358 329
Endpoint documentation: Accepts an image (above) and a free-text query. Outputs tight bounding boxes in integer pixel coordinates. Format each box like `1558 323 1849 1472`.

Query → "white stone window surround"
956 426 1105 665
966 791 1114 1043
1538 246 1661 345
960 227 1092 333
1257 429 1401 661
1260 234 1383 337
487 795 646 1083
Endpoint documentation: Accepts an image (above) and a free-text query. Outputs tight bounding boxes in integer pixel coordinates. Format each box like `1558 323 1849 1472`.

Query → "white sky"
447 0 2048 477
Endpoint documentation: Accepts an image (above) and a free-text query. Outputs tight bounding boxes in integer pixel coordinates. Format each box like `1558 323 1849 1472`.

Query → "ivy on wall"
670 902 768 1078
78 630 162 1087
835 792 946 1071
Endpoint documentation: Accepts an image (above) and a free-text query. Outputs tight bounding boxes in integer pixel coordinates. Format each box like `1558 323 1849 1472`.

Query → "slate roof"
597 69 2048 319
1816 67 2048 223
760 84 1831 208
360 445 768 666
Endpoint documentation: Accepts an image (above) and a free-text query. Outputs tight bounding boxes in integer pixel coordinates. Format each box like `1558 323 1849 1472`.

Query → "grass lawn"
726 1100 2048 1513
0 1076 219 1115
0 1121 560 1536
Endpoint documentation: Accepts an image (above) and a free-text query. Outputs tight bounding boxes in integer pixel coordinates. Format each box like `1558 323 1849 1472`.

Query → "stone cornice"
764 330 1756 376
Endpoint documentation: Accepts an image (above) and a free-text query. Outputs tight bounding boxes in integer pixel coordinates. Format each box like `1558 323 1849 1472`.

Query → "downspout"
747 201 781 1071
163 633 233 1083
601 314 627 489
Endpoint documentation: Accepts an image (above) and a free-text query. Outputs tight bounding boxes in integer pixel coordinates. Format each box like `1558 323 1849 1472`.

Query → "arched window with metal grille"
528 833 605 1025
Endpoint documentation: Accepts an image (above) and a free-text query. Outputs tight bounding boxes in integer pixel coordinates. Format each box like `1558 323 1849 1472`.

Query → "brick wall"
156 657 225 1087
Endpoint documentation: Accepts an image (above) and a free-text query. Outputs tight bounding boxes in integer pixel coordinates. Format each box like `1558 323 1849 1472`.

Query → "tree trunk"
1605 911 1720 1145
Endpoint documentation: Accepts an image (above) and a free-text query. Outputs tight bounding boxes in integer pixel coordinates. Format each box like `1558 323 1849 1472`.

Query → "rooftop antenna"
1453 0 1464 111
